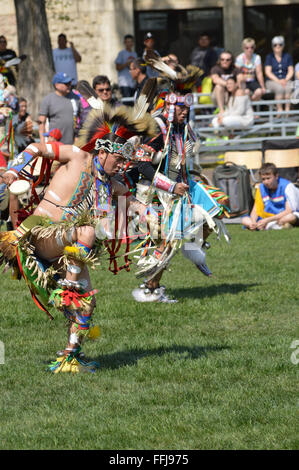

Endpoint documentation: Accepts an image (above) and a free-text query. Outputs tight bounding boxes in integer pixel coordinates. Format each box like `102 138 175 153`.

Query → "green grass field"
0 225 298 450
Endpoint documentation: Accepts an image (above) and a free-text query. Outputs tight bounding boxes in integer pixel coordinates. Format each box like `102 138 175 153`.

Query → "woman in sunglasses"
235 38 266 101
265 36 294 115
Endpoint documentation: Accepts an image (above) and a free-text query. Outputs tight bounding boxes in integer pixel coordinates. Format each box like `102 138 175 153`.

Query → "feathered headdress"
143 51 204 113
143 50 204 91
77 104 157 159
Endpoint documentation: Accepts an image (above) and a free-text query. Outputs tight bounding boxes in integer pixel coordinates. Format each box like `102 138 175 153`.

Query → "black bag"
213 162 254 217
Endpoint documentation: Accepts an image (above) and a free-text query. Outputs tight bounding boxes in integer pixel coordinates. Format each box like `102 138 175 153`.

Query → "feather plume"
76 80 104 111
0 231 18 261
77 104 158 152
144 50 178 80
133 77 157 119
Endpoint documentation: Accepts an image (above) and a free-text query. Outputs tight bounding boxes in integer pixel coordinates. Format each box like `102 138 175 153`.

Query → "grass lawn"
0 225 298 450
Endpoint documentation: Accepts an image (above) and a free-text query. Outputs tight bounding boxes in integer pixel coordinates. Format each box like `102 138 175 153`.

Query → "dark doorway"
134 8 223 66
244 4 299 63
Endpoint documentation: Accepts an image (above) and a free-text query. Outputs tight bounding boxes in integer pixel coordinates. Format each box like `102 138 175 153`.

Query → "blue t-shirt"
265 52 293 79
115 49 137 88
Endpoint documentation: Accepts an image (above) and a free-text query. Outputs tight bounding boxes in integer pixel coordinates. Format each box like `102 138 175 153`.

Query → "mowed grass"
0 225 298 450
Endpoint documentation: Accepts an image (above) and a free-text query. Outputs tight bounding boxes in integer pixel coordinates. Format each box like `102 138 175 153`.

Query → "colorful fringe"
49 287 96 313
47 348 100 374
201 183 230 218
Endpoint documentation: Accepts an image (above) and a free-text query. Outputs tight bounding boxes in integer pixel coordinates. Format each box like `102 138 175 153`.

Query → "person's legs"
211 116 220 129
132 243 177 303
266 81 284 114
212 84 226 113
251 87 263 101
242 216 252 229
284 81 293 113
222 115 248 129
278 212 299 227
34 225 97 364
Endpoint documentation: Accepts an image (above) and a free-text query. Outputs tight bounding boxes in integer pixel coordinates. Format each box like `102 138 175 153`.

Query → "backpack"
213 162 254 217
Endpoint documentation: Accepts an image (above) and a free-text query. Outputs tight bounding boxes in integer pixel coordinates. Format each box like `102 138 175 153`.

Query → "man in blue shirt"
242 163 299 230
115 34 137 98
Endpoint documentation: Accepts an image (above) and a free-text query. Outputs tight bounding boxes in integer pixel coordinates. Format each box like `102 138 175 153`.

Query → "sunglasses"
273 43 283 47
97 87 111 92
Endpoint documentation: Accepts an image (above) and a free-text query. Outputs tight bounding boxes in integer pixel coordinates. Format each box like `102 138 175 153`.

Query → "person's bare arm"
256 201 292 229
70 42 81 63
247 204 259 230
264 65 280 83
2 143 88 186
211 73 227 87
255 63 266 90
9 193 19 229
38 115 47 145
285 65 294 82
116 60 131 72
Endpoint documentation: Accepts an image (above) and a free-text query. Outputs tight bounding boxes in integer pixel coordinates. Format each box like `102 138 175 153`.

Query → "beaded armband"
135 144 155 162
153 172 176 193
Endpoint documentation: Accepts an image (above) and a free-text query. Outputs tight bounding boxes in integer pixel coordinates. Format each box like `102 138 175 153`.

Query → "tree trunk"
14 0 54 120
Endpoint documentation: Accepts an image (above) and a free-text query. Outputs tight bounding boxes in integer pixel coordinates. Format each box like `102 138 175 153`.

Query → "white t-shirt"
285 182 299 217
235 53 261 82
53 47 78 85
115 49 137 88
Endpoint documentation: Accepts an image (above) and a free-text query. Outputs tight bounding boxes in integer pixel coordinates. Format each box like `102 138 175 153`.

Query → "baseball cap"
52 72 72 85
144 32 154 41
43 128 62 140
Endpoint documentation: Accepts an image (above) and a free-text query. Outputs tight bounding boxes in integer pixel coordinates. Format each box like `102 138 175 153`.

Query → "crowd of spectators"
0 30 298 164
0 30 298 231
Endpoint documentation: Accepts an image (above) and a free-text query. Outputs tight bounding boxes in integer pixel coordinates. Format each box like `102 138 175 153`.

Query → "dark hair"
226 75 237 82
130 58 147 75
259 162 278 176
92 75 111 89
18 96 27 103
198 32 210 38
58 33 67 39
124 34 134 41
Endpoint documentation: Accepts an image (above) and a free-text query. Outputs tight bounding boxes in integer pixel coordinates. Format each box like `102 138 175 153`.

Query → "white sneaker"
265 221 282 230
132 286 178 303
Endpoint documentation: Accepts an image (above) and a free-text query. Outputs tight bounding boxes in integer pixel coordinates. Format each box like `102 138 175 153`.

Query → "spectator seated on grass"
242 162 299 230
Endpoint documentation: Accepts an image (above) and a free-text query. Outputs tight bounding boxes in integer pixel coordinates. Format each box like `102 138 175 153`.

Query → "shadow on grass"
170 282 258 300
94 344 230 370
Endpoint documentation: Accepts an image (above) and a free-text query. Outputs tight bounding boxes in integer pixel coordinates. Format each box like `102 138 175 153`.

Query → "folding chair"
264 149 299 183
224 151 263 169
224 151 263 183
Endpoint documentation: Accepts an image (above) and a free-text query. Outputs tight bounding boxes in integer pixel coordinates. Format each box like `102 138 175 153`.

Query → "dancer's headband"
94 138 135 160
165 92 193 107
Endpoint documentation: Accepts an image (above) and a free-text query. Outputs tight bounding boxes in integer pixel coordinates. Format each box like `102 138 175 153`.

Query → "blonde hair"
242 38 255 49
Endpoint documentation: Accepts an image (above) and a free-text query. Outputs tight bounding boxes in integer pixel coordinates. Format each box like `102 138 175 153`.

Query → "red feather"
115 126 133 140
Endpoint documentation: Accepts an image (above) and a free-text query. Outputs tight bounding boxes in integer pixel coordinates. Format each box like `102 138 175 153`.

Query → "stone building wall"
0 0 134 86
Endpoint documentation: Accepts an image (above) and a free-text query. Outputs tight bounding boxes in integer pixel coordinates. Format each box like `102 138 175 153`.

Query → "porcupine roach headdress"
77 103 157 158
